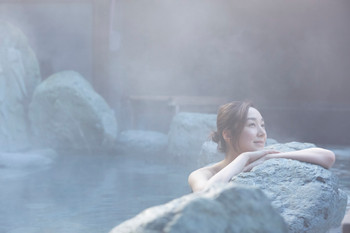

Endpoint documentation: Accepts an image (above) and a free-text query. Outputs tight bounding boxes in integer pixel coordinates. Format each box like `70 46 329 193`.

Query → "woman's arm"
267 147 335 169
203 154 250 188
188 150 277 192
189 148 335 192
243 148 335 172
188 167 214 193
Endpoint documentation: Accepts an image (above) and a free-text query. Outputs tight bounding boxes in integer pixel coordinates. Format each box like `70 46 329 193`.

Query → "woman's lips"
254 141 265 145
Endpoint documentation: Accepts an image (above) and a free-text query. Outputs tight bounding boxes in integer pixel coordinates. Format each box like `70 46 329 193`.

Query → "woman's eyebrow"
247 117 264 122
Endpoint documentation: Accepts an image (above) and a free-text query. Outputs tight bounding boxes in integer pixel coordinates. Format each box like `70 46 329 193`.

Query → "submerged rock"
29 71 118 152
109 183 288 233
0 21 41 152
231 143 347 233
167 112 216 162
0 148 57 169
116 130 167 155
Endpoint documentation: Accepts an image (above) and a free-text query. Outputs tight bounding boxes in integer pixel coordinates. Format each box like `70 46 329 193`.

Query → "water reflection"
0 147 348 233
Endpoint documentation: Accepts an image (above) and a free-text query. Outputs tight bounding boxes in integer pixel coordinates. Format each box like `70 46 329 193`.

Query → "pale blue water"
0 152 192 233
0 146 349 233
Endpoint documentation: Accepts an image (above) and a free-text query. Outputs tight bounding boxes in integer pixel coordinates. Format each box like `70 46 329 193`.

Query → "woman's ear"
222 129 232 142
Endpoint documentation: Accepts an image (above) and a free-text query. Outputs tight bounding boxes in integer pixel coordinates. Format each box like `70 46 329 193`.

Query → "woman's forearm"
267 148 335 169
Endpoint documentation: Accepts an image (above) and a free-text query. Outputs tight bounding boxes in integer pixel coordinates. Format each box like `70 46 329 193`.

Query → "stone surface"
198 141 224 167
265 141 316 152
266 138 278 146
0 21 41 152
116 130 167 155
109 183 288 233
29 70 118 152
0 148 57 169
167 112 216 161
231 143 348 233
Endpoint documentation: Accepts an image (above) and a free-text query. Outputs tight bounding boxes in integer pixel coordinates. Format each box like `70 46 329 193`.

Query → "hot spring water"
0 146 349 233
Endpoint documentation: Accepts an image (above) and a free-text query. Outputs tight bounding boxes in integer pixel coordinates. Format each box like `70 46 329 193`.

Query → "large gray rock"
231 143 348 233
167 112 216 161
0 21 41 152
265 141 316 151
109 183 288 233
29 70 118 152
116 130 167 155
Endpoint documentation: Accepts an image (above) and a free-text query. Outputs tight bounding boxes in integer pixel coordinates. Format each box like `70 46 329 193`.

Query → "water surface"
0 146 349 233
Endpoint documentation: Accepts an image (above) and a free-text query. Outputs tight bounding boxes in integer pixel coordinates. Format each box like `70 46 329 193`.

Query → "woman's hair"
211 101 253 153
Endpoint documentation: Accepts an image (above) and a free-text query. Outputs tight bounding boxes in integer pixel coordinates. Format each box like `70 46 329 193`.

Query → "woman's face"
237 107 267 153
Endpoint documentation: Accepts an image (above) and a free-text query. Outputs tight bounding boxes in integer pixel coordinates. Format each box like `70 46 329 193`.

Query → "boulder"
29 70 118 152
116 130 167 155
266 138 278 146
0 148 57 169
265 141 316 151
0 21 41 152
231 143 348 233
109 183 288 233
0 148 57 179
198 141 224 167
167 112 216 161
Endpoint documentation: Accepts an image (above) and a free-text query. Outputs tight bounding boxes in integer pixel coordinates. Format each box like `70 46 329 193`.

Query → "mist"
1 1 350 232
1 0 350 143
110 0 350 103
109 0 350 144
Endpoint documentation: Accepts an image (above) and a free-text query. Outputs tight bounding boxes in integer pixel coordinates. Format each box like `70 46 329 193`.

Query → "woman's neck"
223 148 240 165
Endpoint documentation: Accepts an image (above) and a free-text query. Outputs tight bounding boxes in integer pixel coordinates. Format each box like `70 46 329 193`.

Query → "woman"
188 101 335 193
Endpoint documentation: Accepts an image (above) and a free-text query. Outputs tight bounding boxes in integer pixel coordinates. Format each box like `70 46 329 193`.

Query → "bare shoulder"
188 162 224 192
189 162 222 179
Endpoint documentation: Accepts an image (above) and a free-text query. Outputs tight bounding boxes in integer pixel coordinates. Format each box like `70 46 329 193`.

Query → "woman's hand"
241 149 280 172
265 148 335 169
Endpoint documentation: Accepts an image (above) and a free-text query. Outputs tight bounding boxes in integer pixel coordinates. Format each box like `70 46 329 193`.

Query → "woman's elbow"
318 148 336 169
188 172 206 193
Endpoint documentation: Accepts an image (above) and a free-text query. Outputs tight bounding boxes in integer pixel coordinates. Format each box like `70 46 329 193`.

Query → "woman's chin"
253 142 265 149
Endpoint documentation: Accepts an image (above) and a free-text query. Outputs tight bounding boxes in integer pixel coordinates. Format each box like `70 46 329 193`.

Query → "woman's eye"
248 123 256 127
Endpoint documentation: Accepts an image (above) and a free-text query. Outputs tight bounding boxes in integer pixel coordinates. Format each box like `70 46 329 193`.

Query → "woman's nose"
257 126 266 137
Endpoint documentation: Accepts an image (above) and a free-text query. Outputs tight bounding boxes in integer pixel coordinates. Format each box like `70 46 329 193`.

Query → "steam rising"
1 0 350 143
111 0 350 105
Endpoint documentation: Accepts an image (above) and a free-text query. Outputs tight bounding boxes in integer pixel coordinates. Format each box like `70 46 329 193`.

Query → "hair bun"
211 131 220 143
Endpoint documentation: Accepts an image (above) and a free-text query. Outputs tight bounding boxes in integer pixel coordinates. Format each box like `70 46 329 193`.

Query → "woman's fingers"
262 149 280 154
243 158 265 172
246 149 280 162
243 151 277 172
